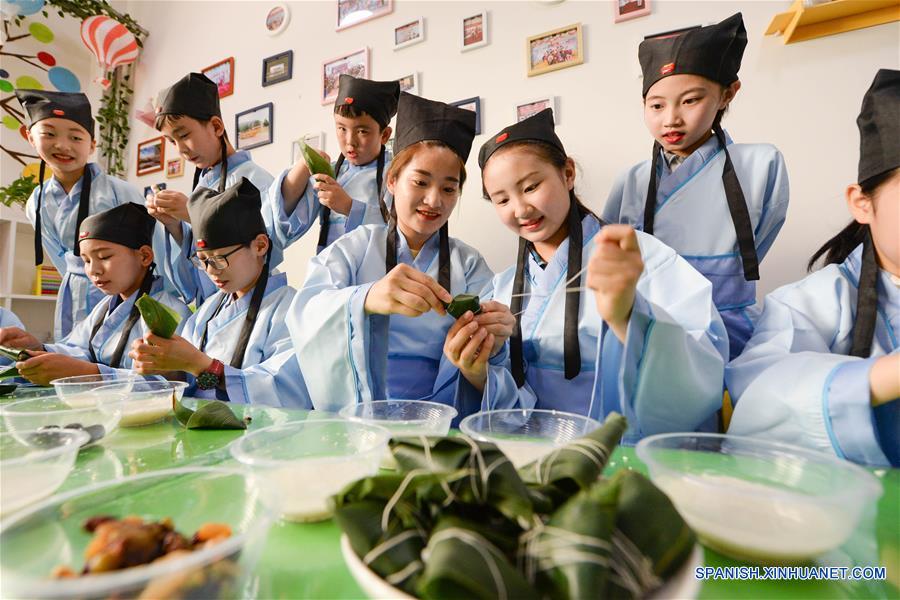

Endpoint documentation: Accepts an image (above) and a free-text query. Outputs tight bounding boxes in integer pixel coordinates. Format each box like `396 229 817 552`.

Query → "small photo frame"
393 17 425 50
614 0 651 23
322 47 369 105
266 3 290 36
165 157 184 179
516 96 559 124
337 0 393 31
291 132 325 164
262 50 293 87
136 136 165 177
202 57 235 99
450 97 482 135
462 11 488 52
235 103 274 151
396 72 419 96
526 23 584 77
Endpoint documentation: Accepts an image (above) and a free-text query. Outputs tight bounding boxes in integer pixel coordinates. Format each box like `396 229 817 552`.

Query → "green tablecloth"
40 404 900 598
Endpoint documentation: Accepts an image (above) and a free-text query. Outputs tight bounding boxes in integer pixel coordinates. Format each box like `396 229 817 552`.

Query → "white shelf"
0 205 29 225
3 293 57 301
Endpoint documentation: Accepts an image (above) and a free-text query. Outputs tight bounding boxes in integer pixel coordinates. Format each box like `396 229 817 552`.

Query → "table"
42 404 900 598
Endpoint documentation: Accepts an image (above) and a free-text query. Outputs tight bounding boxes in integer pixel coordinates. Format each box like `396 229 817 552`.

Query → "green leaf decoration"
173 397 246 430
443 294 481 319
136 294 182 338
299 141 335 178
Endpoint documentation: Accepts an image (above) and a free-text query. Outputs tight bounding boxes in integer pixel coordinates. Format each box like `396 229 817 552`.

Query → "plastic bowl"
0 393 124 448
0 429 89 516
635 433 883 564
0 467 272 599
50 374 134 409
339 400 457 437
90 380 187 428
460 409 601 468
230 419 390 523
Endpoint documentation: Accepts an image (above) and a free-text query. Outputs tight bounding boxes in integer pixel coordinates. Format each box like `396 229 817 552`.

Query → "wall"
116 0 900 298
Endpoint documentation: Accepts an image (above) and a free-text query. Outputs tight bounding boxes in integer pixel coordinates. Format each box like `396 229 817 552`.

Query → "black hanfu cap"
188 178 266 251
335 75 400 129
15 89 95 137
78 203 155 250
639 12 747 97
393 92 476 162
478 108 564 168
857 68 900 185
156 73 221 121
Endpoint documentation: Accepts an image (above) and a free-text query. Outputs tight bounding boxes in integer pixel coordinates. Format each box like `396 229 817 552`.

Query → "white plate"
341 534 703 599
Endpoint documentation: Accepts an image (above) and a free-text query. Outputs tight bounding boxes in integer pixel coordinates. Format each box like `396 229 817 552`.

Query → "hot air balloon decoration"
80 15 139 89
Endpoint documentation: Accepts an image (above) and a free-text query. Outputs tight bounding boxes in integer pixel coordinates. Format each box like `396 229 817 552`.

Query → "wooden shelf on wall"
766 0 900 44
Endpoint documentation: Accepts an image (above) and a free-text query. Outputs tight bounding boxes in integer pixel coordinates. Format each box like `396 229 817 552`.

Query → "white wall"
117 0 900 297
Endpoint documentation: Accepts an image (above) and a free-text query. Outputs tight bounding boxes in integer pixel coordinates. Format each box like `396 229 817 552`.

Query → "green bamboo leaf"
0 365 20 380
185 401 247 430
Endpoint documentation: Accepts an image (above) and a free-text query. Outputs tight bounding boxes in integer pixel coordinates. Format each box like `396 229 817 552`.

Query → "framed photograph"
393 17 425 50
461 11 488 52
291 132 325 164
136 136 165 177
262 50 293 87
337 0 392 31
266 3 290 36
321 47 369 105
515 96 559 124
202 57 235 99
450 96 482 135
235 103 274 151
396 72 419 96
165 157 184 179
614 0 651 23
526 23 584 77
644 24 701 41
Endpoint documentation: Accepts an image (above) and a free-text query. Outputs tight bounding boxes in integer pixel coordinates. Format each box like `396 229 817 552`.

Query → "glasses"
190 244 247 271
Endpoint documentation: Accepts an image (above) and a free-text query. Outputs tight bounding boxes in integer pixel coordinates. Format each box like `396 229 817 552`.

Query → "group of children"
0 13 896 467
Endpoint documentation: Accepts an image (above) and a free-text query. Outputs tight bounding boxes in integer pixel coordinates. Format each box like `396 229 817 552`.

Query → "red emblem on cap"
661 63 675 75
197 240 207 248
496 133 509 143
79 231 89 238
344 97 354 104
52 109 65 116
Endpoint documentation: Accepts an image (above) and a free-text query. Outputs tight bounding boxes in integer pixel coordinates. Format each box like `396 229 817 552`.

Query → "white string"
363 529 423 566
427 528 510 600
381 468 430 532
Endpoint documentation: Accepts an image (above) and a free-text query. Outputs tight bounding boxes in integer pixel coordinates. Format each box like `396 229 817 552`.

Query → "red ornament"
52 109 65 116
496 133 509 143
197 240 207 248
344 97 354 104
37 52 56 67
79 231 89 238
660 63 675 75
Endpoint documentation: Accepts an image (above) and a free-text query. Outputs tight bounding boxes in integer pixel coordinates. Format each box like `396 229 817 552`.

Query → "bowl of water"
50 374 134 408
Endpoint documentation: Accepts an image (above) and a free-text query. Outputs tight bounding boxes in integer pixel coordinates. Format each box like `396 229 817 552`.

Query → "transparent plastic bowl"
50 374 134 409
460 409 601 468
0 467 273 599
230 419 390 523
91 380 187 428
0 393 124 448
635 433 883 564
0 429 89 516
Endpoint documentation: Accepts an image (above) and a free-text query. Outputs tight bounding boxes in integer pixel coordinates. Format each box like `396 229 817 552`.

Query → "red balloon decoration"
80 15 139 89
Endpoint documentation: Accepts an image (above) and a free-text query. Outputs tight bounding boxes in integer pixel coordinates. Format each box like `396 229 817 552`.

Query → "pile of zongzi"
333 412 696 599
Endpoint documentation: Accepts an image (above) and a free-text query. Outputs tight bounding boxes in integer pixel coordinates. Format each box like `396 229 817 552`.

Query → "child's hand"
473 300 515 357
150 190 191 223
586 225 644 343
313 174 353 216
443 312 493 391
129 334 212 376
364 264 452 317
0 327 42 350
870 354 900 406
145 193 181 231
16 351 99 386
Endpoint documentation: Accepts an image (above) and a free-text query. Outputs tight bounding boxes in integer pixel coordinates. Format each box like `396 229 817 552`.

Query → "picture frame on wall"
136 137 165 177
515 96 559 124
614 0 651 23
165 157 184 179
337 0 392 31
322 47 369 104
526 23 584 77
202 57 235 98
461 11 488 52
291 132 326 164
450 97 482 135
235 103 274 151
262 50 293 87
396 72 419 96
393 17 425 50
266 3 290 36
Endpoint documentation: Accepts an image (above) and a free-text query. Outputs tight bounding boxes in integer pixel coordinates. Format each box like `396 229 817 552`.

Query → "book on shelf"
33 264 61 296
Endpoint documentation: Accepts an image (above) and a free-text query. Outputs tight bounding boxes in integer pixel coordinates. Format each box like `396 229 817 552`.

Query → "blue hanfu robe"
287 224 499 417
477 215 729 444
602 132 789 359
727 244 899 467
0 308 26 366
180 272 310 408
44 275 190 377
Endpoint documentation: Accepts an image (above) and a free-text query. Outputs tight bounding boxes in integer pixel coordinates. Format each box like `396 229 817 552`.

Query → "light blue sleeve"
601 170 628 225
753 148 790 260
0 308 24 330
602 232 728 438
262 168 321 268
25 185 68 280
